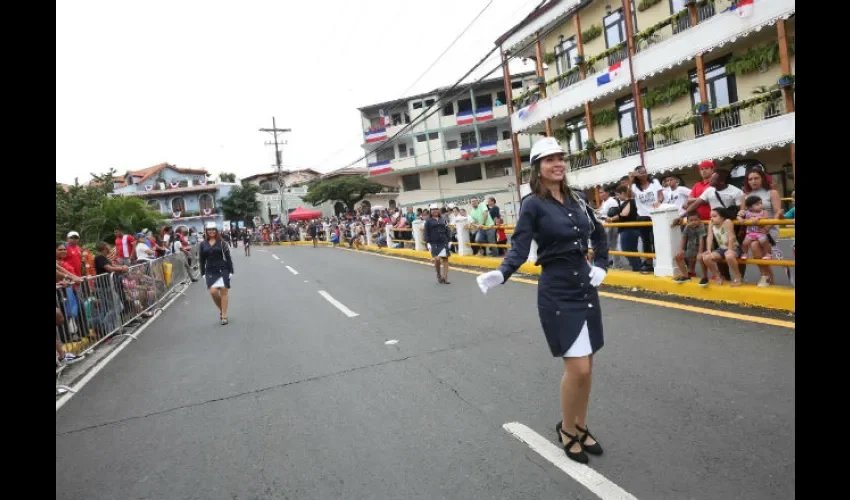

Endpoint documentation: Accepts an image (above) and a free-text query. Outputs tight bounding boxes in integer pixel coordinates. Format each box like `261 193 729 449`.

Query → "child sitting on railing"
738 195 771 261
673 211 706 284
494 216 508 256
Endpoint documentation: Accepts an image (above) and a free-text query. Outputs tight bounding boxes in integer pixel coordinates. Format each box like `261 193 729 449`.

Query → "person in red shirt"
114 227 136 266
64 231 83 277
688 160 715 221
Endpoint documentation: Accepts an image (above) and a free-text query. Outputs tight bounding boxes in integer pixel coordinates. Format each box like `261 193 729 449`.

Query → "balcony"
566 90 794 189
511 0 795 133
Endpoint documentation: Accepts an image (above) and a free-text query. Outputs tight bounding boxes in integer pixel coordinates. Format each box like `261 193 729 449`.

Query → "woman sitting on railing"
738 165 783 288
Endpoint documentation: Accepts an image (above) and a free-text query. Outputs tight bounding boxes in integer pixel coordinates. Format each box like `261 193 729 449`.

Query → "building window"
446 140 459 150
554 36 579 76
442 102 454 116
603 3 636 65
480 127 498 144
502 130 511 140
199 194 215 211
671 0 716 33
417 134 427 142
147 200 162 212
512 80 523 89
412 101 423 110
259 181 277 193
563 115 590 154
496 91 506 104
474 94 493 109
370 117 383 128
171 197 186 213
402 174 421 191
398 144 408 158
690 59 738 134
612 93 650 158
457 98 473 114
460 131 477 148
376 148 395 162
485 159 512 179
391 113 402 125
424 98 435 107
428 132 439 140
455 164 483 184
437 168 449 176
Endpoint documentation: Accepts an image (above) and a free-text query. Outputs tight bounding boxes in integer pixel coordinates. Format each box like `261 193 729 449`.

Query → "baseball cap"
67 231 80 238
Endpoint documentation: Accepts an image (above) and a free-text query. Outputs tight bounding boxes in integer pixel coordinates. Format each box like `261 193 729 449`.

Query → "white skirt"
210 277 226 288
563 321 593 358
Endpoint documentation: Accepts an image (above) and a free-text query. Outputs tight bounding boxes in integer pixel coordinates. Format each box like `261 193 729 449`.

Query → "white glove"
427 243 431 251
588 266 607 287
476 270 505 294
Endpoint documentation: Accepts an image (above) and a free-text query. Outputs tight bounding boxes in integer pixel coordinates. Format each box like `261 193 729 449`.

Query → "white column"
385 225 394 248
649 204 681 278
455 220 470 256
412 220 425 252
365 224 373 246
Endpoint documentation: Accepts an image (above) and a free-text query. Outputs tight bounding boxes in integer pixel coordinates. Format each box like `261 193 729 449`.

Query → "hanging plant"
725 42 781 75
553 127 574 143
582 25 602 43
637 0 663 11
584 138 597 150
591 107 618 128
642 78 694 109
543 52 557 65
693 102 709 115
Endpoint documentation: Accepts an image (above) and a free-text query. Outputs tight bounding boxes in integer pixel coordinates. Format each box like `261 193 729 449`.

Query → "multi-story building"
113 163 236 233
358 71 538 221
240 169 321 223
498 0 795 198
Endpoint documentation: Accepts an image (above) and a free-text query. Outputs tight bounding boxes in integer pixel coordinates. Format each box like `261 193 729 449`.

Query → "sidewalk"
338 244 796 312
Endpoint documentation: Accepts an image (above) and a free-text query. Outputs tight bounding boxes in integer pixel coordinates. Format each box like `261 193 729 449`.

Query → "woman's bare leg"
220 288 229 318
561 356 592 452
441 257 450 283
209 288 222 311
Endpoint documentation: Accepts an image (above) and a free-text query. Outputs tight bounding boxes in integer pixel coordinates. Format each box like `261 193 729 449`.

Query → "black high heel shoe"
575 424 603 455
556 422 589 464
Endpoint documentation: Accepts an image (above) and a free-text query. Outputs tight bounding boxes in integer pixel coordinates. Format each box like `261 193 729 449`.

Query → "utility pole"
259 117 292 224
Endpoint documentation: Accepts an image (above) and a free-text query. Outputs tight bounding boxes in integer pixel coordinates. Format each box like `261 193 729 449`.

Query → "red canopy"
287 206 323 221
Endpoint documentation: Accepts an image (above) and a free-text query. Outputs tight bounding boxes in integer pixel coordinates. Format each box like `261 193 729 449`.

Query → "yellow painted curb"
779 228 795 238
350 246 795 312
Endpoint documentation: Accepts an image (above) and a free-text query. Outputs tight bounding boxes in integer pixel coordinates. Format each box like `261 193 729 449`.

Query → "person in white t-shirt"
662 175 692 216
629 166 664 273
134 232 156 261
685 169 744 213
596 190 620 267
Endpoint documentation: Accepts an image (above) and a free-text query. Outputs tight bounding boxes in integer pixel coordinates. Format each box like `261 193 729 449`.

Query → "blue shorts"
713 247 742 259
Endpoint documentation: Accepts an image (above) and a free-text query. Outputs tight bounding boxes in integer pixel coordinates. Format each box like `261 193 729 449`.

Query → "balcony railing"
567 150 592 171
596 134 643 164
635 1 717 53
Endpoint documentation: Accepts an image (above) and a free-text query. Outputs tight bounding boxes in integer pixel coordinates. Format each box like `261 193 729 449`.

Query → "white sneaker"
757 276 770 287
61 353 83 366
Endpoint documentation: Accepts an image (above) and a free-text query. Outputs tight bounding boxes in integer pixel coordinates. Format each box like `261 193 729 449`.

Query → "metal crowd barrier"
56 249 196 392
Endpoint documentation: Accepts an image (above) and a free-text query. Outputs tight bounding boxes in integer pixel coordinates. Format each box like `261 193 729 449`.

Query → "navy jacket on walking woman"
199 240 234 289
498 191 609 357
424 216 450 258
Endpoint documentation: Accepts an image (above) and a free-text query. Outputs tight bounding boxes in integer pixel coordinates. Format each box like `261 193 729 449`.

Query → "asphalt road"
56 246 795 500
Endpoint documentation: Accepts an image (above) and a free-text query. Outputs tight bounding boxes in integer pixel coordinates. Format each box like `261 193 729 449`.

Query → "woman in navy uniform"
423 203 451 284
199 222 234 325
477 137 609 464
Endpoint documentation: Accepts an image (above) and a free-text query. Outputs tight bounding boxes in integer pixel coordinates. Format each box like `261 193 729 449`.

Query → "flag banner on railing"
461 144 478 159
368 160 392 176
144 184 153 191
202 208 213 215
456 110 475 125
596 61 626 86
479 141 498 156
723 0 753 18
474 107 494 121
365 128 388 143
517 101 537 121
172 211 181 218
169 182 180 188
198 178 207 185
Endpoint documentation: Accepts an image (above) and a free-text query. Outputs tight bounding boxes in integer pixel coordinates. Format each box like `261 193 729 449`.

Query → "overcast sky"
56 0 538 184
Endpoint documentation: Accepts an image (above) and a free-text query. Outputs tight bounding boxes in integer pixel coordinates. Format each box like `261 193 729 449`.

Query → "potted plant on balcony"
693 102 709 115
584 139 597 151
777 74 794 88
574 55 584 65
543 52 556 65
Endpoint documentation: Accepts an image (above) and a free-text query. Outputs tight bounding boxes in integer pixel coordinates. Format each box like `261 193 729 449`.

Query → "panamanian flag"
596 61 625 86
456 110 475 125
368 160 392 176
461 144 478 159
479 142 498 156
169 181 180 188
517 101 537 121
365 128 388 143
474 107 494 122
144 184 153 191
724 0 753 18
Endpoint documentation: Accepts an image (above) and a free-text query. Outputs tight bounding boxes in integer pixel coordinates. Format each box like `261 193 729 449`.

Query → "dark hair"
711 207 735 220
615 185 629 195
205 226 222 243
529 157 570 199
743 166 773 194
745 195 763 208
95 241 109 252
56 241 66 250
686 210 701 219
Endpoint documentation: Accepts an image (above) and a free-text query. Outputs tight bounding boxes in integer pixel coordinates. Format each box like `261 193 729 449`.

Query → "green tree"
219 172 236 183
219 184 261 222
302 176 384 212
80 196 165 244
